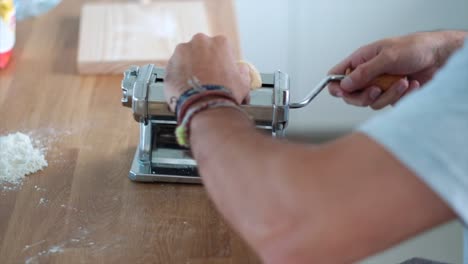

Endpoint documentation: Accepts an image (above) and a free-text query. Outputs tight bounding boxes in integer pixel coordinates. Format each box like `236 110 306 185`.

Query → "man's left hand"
164 33 251 111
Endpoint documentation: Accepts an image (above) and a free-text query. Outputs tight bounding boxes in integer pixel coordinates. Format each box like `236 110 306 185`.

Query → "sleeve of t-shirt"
358 39 468 225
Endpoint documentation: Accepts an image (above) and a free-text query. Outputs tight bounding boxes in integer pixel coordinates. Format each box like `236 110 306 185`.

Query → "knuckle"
357 44 371 55
354 66 368 81
379 38 392 46
379 38 395 49
381 49 398 64
192 33 208 41
356 44 371 54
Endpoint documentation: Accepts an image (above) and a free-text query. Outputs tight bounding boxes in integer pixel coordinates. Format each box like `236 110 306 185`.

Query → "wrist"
175 94 252 147
191 106 252 130
190 106 254 152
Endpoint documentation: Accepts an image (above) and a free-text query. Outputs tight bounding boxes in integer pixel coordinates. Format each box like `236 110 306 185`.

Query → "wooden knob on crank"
345 68 407 91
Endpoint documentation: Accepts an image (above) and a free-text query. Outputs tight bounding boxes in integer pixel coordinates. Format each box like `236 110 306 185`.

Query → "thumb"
237 62 252 86
237 60 262 89
341 52 390 92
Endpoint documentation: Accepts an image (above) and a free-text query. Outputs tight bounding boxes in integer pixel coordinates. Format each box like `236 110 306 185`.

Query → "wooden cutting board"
77 1 240 74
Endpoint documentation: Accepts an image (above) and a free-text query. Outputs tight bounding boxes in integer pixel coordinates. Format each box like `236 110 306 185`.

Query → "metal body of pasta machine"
121 64 344 183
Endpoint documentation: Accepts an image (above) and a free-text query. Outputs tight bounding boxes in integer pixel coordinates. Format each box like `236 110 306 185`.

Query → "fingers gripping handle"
290 73 406 109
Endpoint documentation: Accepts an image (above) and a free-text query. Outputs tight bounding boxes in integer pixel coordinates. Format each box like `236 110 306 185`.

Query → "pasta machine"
121 64 345 183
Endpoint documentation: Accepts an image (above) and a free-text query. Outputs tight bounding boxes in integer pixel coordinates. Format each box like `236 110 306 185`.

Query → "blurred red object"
0 50 12 68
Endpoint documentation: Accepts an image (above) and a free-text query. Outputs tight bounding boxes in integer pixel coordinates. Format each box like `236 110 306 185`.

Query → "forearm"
190 109 455 263
256 134 455 263
190 108 296 251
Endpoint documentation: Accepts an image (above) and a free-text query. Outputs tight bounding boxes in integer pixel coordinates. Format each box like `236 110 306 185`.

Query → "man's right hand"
328 31 467 109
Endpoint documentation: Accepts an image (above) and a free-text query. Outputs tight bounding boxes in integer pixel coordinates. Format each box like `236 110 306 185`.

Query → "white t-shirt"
359 38 468 263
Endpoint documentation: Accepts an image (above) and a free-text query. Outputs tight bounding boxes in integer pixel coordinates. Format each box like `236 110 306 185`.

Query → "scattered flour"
34 185 46 192
23 225 125 263
22 240 46 252
0 132 48 185
38 198 48 205
47 245 64 254
25 244 65 264
24 227 97 264
27 128 72 165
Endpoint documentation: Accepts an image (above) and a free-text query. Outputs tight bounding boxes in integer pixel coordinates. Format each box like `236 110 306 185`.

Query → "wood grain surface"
77 0 241 74
0 0 259 263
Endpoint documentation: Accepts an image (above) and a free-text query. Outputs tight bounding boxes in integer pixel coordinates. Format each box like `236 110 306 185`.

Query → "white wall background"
235 0 468 263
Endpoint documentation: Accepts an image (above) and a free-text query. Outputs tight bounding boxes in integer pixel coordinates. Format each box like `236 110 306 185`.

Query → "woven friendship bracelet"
175 100 249 147
177 90 236 123
175 84 234 119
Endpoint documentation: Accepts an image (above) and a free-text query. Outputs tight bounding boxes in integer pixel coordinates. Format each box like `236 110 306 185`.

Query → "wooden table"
0 0 259 263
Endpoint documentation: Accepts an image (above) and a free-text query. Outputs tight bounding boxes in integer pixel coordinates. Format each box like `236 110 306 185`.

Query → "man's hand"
328 31 467 109
164 33 251 111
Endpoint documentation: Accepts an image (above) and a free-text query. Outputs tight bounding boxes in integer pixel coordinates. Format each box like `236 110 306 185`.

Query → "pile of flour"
0 132 48 185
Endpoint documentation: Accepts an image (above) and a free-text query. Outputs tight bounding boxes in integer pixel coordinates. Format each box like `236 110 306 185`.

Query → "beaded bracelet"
175 99 248 147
